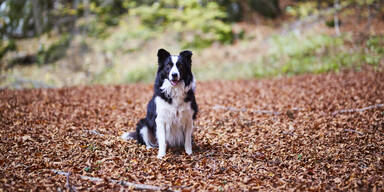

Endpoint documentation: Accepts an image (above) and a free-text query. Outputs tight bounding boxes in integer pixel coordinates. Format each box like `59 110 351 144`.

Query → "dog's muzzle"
170 73 179 86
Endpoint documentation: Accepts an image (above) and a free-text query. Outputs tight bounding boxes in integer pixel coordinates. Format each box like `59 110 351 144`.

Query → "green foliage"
128 0 234 48
91 64 156 84
126 33 383 83
85 17 110 38
364 35 384 66
124 66 156 83
195 33 383 81
325 19 341 28
254 33 348 76
252 33 382 77
82 0 236 49
89 1 126 26
0 40 16 59
82 1 129 38
286 0 383 19
285 2 319 18
102 19 158 53
366 35 384 55
353 0 381 6
37 34 71 64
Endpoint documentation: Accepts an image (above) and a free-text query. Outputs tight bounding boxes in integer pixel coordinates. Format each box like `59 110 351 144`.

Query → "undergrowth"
195 33 383 81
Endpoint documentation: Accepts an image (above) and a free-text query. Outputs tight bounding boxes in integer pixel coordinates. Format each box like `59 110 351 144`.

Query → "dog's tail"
120 119 145 141
121 131 137 140
121 119 157 148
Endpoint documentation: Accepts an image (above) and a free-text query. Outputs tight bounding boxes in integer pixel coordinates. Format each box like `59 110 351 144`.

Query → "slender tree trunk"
82 0 89 36
71 0 79 35
366 0 372 34
83 0 90 17
334 0 340 36
238 0 258 24
31 0 42 35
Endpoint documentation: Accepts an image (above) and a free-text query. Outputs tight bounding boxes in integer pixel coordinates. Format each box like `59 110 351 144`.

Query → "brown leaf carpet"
1 69 383 191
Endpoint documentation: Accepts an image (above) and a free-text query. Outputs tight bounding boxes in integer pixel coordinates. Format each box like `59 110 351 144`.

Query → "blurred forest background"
0 0 383 89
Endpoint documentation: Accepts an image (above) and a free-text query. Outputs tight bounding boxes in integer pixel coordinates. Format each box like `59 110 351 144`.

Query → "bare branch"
213 104 383 116
332 104 384 115
51 169 176 191
65 172 77 192
344 129 364 135
84 130 104 136
213 105 281 115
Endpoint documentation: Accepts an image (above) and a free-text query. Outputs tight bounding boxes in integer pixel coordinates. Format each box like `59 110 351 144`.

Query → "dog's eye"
168 62 173 66
176 63 181 68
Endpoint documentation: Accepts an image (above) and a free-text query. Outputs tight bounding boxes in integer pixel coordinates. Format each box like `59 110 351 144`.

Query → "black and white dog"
122 48 198 158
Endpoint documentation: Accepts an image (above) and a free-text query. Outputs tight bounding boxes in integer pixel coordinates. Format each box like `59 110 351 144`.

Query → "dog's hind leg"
140 126 157 149
134 119 157 149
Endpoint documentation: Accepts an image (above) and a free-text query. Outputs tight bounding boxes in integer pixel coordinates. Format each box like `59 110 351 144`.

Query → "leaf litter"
0 69 383 191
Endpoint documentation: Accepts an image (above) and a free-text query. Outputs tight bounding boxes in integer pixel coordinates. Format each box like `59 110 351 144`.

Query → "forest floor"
1 68 383 191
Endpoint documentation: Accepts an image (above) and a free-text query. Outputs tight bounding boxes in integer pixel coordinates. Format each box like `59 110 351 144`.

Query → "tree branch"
213 104 383 116
344 129 364 135
213 105 281 115
84 130 104 136
65 172 77 192
51 169 175 191
332 104 384 115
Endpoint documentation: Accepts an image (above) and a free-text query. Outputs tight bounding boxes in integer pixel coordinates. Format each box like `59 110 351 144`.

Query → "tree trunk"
334 0 340 36
249 0 281 19
31 0 42 35
238 0 259 24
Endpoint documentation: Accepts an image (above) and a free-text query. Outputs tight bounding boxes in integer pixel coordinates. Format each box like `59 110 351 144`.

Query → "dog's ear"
179 50 192 62
157 48 170 65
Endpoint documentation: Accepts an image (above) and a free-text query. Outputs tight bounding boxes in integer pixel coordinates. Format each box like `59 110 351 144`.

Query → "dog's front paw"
157 152 166 159
157 149 166 159
185 148 193 155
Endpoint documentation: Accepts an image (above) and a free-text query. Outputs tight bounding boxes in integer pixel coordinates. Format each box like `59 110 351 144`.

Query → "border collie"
122 48 198 159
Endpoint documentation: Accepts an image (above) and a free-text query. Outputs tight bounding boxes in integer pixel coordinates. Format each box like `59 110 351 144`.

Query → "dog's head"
157 48 193 86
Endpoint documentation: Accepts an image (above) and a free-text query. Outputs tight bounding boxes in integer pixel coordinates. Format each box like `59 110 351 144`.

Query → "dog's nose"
171 73 178 79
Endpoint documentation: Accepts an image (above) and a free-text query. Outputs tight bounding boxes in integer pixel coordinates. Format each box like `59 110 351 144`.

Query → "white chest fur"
155 80 194 147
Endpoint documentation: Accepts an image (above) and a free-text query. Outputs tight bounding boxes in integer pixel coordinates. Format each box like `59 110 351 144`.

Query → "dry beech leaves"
1 69 383 191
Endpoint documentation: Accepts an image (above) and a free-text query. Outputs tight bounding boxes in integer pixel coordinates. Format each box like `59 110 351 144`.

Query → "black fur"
134 49 198 146
185 89 198 120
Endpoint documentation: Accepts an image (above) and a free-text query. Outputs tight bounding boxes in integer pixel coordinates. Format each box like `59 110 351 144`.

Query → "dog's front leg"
156 119 167 159
184 120 193 155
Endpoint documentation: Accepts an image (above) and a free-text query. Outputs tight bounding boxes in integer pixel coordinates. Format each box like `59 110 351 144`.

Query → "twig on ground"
84 130 104 136
281 131 296 136
332 104 384 115
344 129 364 135
213 105 247 112
213 104 383 116
65 172 77 192
51 169 175 191
213 105 281 115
